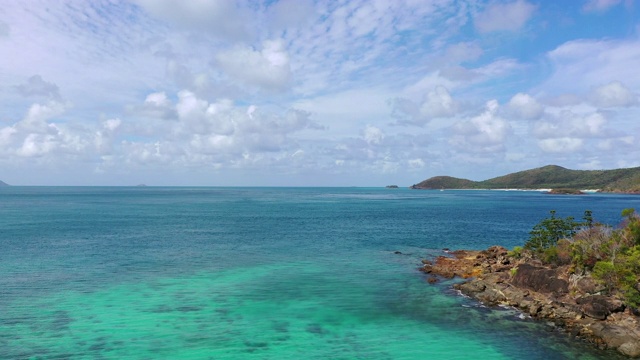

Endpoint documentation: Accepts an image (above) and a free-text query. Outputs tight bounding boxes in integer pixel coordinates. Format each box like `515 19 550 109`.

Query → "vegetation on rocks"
523 209 640 308
421 209 640 356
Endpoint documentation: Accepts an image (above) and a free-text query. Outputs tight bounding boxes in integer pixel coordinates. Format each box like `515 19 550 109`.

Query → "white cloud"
532 110 614 153
420 86 458 120
474 0 537 33
0 100 95 161
267 0 316 30
135 0 251 40
583 0 623 12
1 1 639 185
450 100 511 152
534 110 607 139
0 20 9 37
176 91 226 132
363 125 384 145
216 39 292 92
542 38 640 95
408 158 425 169
537 138 583 153
391 86 459 126
18 101 68 133
15 75 61 100
588 81 638 108
443 42 483 64
507 93 543 120
95 119 121 155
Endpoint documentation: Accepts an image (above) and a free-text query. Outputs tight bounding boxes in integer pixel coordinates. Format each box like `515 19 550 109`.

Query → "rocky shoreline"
420 246 640 357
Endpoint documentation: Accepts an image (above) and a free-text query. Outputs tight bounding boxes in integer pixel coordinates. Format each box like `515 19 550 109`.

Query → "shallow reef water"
1 187 638 359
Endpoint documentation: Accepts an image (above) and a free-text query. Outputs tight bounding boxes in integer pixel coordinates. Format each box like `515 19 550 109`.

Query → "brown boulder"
511 264 568 295
577 295 625 320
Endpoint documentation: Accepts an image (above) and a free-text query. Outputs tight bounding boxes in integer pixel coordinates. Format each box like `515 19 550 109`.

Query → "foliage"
592 245 640 307
524 210 579 254
507 246 524 259
524 208 640 308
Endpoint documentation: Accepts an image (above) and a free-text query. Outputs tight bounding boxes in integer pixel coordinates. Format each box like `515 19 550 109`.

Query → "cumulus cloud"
450 100 511 152
421 86 458 119
0 100 95 160
363 125 384 145
474 0 537 33
532 110 611 153
175 91 236 136
127 92 176 119
18 101 68 133
588 81 638 108
391 86 459 125
507 93 543 120
144 91 322 160
15 75 61 100
216 39 292 91
95 118 121 155
534 110 607 139
1 90 324 176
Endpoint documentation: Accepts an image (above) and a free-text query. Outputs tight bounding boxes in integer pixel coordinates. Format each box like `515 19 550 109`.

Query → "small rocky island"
548 188 585 195
385 185 399 188
421 210 640 357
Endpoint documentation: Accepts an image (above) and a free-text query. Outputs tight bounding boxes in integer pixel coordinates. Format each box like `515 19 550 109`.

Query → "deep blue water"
1 187 638 359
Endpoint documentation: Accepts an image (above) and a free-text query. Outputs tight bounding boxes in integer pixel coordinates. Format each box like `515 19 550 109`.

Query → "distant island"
0 180 9 186
411 165 640 193
385 185 399 189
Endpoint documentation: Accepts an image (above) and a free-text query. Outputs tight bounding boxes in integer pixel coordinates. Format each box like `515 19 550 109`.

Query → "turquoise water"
1 187 639 359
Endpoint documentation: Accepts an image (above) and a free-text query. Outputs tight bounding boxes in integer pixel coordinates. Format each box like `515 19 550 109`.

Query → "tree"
525 210 578 253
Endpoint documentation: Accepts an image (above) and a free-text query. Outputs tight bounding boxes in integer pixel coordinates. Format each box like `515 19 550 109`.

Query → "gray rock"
618 341 640 357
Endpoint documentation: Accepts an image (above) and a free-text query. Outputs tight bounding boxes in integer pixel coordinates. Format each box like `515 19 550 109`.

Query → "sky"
1 0 639 186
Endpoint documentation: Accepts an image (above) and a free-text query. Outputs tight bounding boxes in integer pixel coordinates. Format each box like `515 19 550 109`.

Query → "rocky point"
421 246 640 358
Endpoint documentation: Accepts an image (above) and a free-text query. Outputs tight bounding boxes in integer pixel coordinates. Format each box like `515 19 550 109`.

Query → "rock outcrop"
421 246 640 357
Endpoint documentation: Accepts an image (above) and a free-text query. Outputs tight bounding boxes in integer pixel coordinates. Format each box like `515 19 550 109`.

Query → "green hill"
411 165 640 193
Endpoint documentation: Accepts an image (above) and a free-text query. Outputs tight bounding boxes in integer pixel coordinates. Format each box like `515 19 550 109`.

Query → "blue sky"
0 0 639 186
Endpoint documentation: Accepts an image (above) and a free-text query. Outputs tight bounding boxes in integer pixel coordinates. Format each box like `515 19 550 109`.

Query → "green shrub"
592 246 640 307
592 260 616 289
507 246 523 259
542 246 558 264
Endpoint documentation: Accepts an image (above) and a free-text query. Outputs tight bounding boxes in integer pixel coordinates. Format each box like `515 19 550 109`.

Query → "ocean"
1 187 639 359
